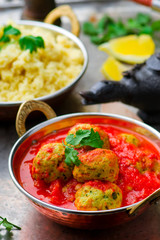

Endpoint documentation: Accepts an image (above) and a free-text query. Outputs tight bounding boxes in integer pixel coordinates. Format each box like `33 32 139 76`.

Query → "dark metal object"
8 111 160 229
146 53 160 71
80 53 160 127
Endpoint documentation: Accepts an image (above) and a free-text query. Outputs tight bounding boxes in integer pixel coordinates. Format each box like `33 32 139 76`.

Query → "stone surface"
0 1 160 240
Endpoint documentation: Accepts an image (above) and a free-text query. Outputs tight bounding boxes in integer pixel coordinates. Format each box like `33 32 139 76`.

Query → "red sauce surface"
16 123 160 209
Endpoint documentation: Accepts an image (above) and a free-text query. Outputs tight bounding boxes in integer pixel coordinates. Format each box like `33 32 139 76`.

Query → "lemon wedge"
98 35 155 64
101 56 128 81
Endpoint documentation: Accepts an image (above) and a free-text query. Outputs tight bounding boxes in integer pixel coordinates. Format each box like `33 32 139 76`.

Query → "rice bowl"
0 20 88 120
0 22 84 102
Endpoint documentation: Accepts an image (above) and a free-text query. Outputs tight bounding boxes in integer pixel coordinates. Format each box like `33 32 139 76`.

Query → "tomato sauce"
16 123 160 210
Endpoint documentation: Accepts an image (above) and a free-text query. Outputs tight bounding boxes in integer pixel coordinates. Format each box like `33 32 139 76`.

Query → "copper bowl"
8 101 160 229
0 14 88 120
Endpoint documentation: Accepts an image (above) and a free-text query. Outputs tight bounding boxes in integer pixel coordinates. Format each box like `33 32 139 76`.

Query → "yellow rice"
0 23 84 102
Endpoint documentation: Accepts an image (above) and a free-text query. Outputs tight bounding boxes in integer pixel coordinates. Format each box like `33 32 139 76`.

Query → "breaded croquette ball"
75 180 122 210
32 142 72 183
66 123 110 149
119 133 140 146
135 152 160 174
73 148 119 182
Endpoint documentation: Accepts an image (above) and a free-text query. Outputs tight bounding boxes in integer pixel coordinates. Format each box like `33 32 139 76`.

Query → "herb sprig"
0 25 21 43
64 145 81 166
82 13 160 45
0 24 45 53
19 35 45 53
0 216 21 231
64 128 104 166
66 128 103 148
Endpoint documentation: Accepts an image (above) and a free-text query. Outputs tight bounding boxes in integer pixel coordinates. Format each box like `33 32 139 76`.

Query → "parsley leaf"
81 128 104 148
0 216 21 231
151 20 160 31
65 129 91 146
64 128 104 166
135 13 152 25
0 25 21 43
0 35 10 43
82 22 99 36
3 25 21 36
19 35 45 53
66 128 104 148
0 25 46 53
97 15 114 33
64 145 81 166
82 12 160 45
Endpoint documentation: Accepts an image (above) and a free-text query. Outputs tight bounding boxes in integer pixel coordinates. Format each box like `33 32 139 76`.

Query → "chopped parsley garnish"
82 12 160 45
0 216 21 231
0 25 21 43
19 35 45 53
65 129 91 146
65 128 103 148
0 35 10 43
64 128 104 166
3 25 21 36
64 145 81 166
0 24 45 53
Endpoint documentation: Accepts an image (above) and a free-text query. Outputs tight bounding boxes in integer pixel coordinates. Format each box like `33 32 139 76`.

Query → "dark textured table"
1 1 160 239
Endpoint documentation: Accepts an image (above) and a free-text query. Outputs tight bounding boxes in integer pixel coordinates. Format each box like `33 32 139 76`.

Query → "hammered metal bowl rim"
8 112 160 215
0 20 88 107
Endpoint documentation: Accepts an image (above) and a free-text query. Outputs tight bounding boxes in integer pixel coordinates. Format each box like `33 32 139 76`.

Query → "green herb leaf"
126 18 141 33
19 35 45 53
64 145 81 166
63 128 103 166
107 21 127 37
3 25 21 36
0 25 21 43
90 35 106 45
65 129 91 146
64 128 103 166
82 22 99 36
0 216 21 231
136 13 152 25
151 20 160 31
82 12 160 45
97 15 114 33
2 218 14 231
0 35 10 43
81 128 103 148
139 25 153 35
66 128 104 148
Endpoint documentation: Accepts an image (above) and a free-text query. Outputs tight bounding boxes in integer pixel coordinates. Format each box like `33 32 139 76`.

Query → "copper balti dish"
8 100 160 229
0 5 88 120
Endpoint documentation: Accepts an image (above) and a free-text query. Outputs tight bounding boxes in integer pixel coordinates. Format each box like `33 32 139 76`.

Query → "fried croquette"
75 180 122 210
119 133 140 146
73 148 119 182
32 142 72 183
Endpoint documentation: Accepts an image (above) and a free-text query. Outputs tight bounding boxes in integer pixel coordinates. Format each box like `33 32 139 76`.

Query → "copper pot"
8 100 160 229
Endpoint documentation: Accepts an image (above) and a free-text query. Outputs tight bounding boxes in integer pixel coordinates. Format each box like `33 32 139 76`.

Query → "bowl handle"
127 188 160 217
16 100 56 137
44 5 80 37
